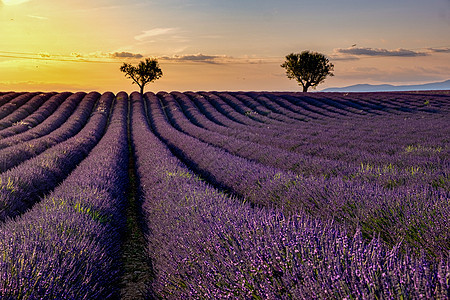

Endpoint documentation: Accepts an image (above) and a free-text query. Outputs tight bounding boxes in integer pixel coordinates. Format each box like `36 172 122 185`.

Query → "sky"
0 0 449 92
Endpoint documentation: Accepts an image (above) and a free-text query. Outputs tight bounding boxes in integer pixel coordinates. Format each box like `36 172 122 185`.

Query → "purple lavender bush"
0 92 128 299
0 92 66 138
131 91 449 299
0 92 113 222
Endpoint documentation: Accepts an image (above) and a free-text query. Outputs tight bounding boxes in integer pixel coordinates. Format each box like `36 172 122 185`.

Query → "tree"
281 51 334 92
120 58 163 95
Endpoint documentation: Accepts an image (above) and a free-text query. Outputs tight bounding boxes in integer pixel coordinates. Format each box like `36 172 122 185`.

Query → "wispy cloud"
70 51 143 60
2 0 31 6
135 28 177 41
27 15 48 20
334 47 428 57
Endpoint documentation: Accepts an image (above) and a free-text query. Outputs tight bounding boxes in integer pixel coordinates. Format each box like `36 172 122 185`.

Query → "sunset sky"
1 0 449 92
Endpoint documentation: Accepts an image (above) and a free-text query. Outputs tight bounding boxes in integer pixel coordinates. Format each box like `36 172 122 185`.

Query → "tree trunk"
140 85 144 96
303 82 311 92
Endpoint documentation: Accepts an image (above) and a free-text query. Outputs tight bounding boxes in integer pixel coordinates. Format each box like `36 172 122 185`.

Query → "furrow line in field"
0 92 25 109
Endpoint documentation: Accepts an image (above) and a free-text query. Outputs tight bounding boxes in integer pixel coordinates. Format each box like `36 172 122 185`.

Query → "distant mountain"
321 79 450 92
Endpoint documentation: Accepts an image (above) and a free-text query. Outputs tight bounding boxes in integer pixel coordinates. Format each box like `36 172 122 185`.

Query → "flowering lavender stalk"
0 91 128 299
131 91 449 299
145 92 449 257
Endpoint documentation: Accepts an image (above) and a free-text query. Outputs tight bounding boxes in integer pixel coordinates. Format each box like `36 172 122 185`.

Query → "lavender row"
186 92 329 146
171 92 448 190
182 91 447 190
214 92 310 126
296 92 448 114
234 91 358 121
232 92 447 157
246 92 313 121
131 92 449 298
0 92 113 223
0 92 80 150
235 92 332 123
324 92 448 115
0 92 40 120
0 91 129 299
0 92 25 109
160 92 355 179
0 92 70 139
0 92 98 172
184 92 448 185
145 92 449 257
0 92 56 133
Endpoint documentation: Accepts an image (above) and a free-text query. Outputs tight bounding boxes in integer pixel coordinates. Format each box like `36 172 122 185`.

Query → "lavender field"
0 90 448 299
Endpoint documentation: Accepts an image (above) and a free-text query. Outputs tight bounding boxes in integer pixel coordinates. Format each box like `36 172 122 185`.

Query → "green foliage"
281 51 334 92
120 58 163 95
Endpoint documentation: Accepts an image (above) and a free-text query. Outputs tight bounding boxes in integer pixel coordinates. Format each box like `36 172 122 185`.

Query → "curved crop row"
0 91 129 299
0 92 70 139
0 92 113 222
132 92 449 299
0 92 80 150
145 92 449 257
0 93 25 109
0 92 99 172
160 92 354 178
0 92 40 120
172 92 448 190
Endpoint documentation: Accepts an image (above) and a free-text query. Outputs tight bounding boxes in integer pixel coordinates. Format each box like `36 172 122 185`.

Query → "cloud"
160 53 232 64
135 28 177 41
109 52 143 59
2 0 31 5
27 15 48 20
69 51 143 60
427 47 450 53
334 47 428 57
329 55 360 61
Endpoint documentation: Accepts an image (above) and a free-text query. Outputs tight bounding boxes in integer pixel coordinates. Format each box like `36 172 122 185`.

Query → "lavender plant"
0 92 113 222
0 92 57 134
0 92 99 172
131 91 449 299
0 91 128 299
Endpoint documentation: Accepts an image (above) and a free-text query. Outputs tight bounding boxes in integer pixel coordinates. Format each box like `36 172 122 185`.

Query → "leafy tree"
120 58 163 95
281 51 334 92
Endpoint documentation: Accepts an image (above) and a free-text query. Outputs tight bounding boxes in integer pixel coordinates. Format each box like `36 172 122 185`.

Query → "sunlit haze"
1 0 449 92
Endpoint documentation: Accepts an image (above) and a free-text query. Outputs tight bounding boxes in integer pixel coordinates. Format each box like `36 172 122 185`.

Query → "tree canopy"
120 58 163 95
281 51 334 92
